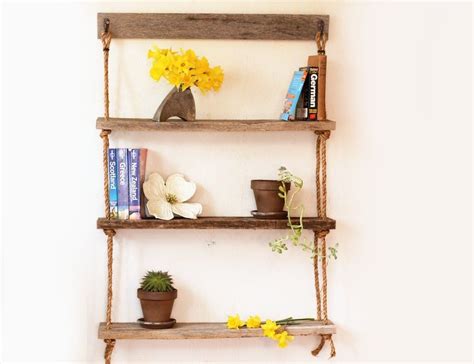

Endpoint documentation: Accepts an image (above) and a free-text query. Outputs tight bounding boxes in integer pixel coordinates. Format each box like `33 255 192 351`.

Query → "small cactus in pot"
138 271 177 327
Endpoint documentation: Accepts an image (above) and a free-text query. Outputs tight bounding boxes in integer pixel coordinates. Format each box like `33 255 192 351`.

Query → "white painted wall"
1 1 472 363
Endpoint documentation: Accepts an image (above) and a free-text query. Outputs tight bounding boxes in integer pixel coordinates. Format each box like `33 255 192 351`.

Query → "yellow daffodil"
148 46 223 92
227 314 244 329
274 330 294 348
261 320 280 339
246 315 262 329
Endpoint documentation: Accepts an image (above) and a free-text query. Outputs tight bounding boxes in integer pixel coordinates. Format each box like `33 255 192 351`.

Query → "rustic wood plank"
98 321 336 340
96 118 336 132
97 216 335 230
97 13 329 40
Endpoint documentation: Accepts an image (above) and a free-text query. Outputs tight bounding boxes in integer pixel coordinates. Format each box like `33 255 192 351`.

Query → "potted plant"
251 179 290 218
137 271 177 328
148 47 224 121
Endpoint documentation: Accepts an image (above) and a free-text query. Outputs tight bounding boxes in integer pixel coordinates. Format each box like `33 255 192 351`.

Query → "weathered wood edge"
96 217 336 230
98 321 336 340
96 118 336 132
97 13 329 40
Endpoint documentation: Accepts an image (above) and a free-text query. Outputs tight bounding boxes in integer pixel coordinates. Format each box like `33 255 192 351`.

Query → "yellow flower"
274 331 294 348
261 320 280 339
227 314 244 329
246 315 262 329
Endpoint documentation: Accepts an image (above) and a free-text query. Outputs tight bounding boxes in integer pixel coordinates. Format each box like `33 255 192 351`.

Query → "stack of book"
280 64 325 121
108 148 148 220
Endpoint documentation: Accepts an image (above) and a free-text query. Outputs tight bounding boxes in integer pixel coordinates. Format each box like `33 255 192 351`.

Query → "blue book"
280 69 308 121
117 148 129 219
128 149 141 220
108 148 119 219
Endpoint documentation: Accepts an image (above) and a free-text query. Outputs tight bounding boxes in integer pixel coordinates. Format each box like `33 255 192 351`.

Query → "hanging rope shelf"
97 13 336 363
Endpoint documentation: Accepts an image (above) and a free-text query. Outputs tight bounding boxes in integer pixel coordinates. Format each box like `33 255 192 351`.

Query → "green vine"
269 166 338 260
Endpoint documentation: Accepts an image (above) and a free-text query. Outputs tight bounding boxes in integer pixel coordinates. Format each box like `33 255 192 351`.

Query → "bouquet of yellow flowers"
148 47 224 93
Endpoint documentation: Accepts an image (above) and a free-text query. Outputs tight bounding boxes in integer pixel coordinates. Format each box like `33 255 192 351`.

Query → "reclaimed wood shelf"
97 216 336 230
99 321 336 340
97 13 329 40
97 117 336 132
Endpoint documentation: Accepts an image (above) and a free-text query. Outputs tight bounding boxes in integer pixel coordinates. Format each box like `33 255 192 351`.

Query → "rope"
100 31 112 120
316 31 327 54
312 131 336 358
104 229 116 328
104 339 116 364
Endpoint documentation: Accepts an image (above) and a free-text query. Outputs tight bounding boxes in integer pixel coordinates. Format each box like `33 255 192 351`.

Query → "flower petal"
143 173 166 200
171 203 202 219
165 174 196 202
147 199 173 220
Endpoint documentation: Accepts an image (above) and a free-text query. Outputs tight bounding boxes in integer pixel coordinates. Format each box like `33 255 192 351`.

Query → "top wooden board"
97 13 329 40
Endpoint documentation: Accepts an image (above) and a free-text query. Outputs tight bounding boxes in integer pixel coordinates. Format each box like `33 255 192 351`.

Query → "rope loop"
315 31 328 54
311 334 336 358
100 32 112 53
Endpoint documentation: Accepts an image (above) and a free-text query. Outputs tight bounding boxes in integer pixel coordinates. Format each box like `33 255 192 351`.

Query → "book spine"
128 149 140 220
308 54 327 120
297 67 309 120
117 148 129 219
139 149 148 218
108 148 119 219
317 55 327 120
280 70 308 121
308 67 319 121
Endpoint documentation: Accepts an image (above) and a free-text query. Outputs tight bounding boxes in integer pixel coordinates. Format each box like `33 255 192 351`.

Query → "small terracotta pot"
251 180 291 213
137 289 177 322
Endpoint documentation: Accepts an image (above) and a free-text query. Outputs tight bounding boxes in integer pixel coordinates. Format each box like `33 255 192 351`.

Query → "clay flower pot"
137 289 177 322
251 180 291 213
153 87 196 122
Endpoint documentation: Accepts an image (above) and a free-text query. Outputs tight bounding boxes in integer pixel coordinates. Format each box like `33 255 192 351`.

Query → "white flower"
143 173 202 220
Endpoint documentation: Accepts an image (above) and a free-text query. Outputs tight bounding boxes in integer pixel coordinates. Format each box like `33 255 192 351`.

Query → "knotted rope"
312 131 336 358
100 26 116 364
316 30 327 55
104 339 116 364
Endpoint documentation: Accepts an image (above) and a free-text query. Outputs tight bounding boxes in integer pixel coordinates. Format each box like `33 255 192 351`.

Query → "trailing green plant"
269 166 338 260
140 271 175 292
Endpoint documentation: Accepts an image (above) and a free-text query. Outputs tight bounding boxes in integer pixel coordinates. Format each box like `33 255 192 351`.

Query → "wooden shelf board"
97 13 329 40
96 118 336 132
98 321 336 340
97 216 336 230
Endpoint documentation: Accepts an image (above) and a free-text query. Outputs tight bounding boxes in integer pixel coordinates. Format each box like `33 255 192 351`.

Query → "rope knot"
100 32 112 52
100 129 111 139
104 339 116 360
316 230 329 239
316 130 331 140
103 229 116 238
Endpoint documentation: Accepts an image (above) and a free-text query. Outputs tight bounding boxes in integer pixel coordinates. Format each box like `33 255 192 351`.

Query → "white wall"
1 1 472 363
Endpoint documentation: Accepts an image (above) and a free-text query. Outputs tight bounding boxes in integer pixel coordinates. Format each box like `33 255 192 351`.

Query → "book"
308 54 327 120
108 148 118 219
117 148 129 219
307 66 319 120
280 69 308 121
128 148 148 220
138 149 148 219
128 149 140 220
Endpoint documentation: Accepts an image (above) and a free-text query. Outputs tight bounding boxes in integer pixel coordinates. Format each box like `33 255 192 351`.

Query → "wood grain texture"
97 13 329 40
97 216 336 230
98 321 336 340
96 118 336 132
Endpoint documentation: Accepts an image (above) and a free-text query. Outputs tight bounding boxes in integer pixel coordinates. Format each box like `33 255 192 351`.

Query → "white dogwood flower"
143 173 202 220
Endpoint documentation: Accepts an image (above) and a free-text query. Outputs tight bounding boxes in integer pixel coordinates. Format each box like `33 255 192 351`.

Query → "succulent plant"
140 271 175 292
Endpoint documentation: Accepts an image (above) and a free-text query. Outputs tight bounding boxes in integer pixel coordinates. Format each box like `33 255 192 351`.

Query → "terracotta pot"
137 289 177 322
251 180 291 213
153 87 196 122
